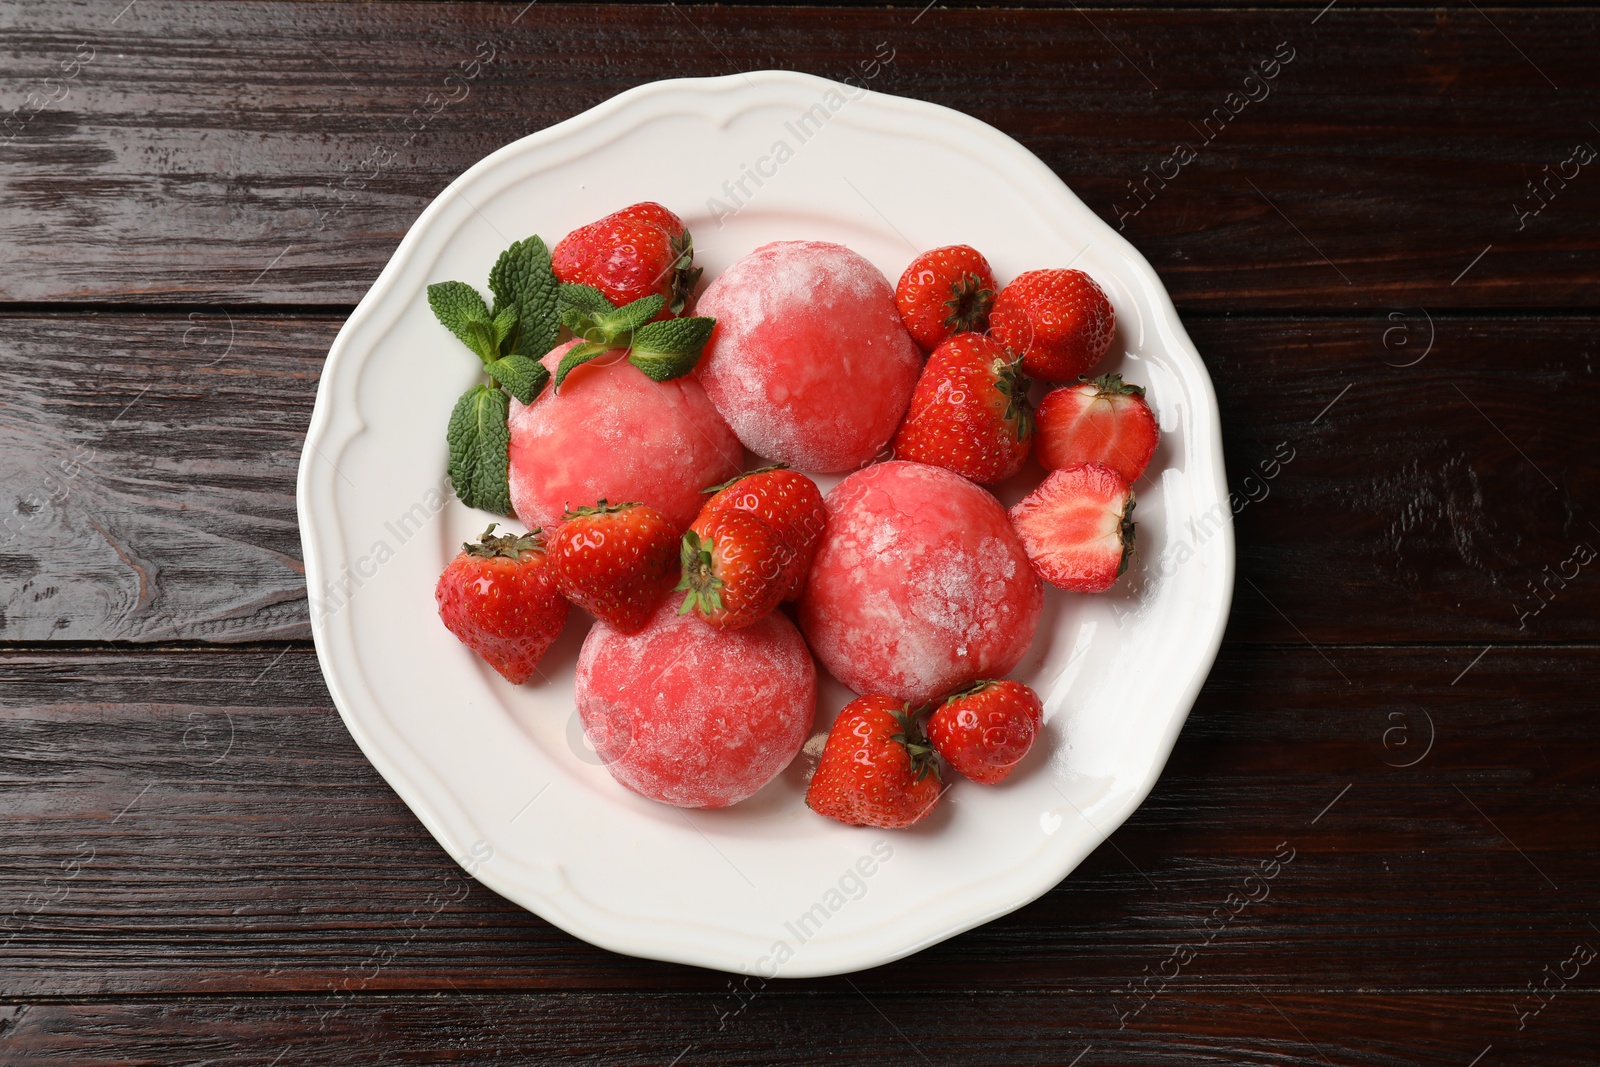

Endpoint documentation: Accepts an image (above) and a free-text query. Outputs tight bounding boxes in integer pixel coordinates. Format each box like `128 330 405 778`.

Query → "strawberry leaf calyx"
888 704 941 783
1083 372 1145 399
993 356 1034 438
945 679 1000 702
674 529 725 617
560 499 640 521
703 464 791 495
668 229 703 316
942 272 995 335
1117 493 1138 578
463 522 546 560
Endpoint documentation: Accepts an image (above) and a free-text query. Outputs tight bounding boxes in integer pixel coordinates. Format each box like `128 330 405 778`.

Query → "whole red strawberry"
676 507 786 630
702 466 827 601
892 332 1033 485
927 680 1043 785
1008 463 1135 592
895 244 997 351
435 524 569 684
989 268 1115 383
1036 373 1159 483
547 500 679 633
806 695 943 829
552 202 701 318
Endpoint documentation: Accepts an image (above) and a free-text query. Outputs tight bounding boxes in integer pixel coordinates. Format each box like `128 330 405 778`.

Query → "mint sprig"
429 235 561 513
552 284 714 391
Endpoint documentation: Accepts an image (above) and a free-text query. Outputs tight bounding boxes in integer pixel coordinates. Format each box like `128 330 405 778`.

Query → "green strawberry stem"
941 271 995 335
464 522 546 559
674 529 725 616
1082 372 1146 399
889 704 941 783
702 463 792 494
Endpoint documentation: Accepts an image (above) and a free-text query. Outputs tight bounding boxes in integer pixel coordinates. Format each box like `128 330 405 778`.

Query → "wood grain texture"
3 313 1594 644
1 646 1593 998
0 314 330 641
2 2 1596 1061
0 4 1597 310
1 991 1596 1066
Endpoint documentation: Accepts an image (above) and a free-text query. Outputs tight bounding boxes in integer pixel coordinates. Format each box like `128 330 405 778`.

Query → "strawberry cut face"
1008 463 1135 593
1036 374 1158 482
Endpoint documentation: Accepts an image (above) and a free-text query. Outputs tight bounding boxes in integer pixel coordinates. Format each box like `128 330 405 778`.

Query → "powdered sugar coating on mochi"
695 241 922 473
507 340 742 532
575 599 817 809
798 461 1043 704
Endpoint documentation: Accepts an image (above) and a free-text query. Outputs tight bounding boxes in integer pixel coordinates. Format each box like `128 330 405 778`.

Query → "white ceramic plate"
298 70 1233 978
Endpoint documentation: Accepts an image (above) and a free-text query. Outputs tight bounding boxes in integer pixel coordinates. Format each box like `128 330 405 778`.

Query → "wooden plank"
0 991 1595 1066
0 4 1596 310
0 313 331 642
0 646 1594 997
3 313 1596 644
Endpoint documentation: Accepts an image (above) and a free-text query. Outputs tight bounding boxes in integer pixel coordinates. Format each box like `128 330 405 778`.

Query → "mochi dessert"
507 339 742 532
695 241 923 472
575 598 817 809
799 461 1042 703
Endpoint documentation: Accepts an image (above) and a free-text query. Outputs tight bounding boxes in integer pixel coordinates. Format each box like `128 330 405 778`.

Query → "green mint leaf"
490 306 518 350
560 305 600 339
489 236 560 358
445 383 512 514
486 353 550 405
465 319 498 361
557 284 619 344
606 294 665 336
553 341 613 391
628 316 715 382
559 283 615 317
427 281 495 361
564 293 665 347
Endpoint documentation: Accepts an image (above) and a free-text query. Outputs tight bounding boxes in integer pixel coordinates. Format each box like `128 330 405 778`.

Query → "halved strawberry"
1007 464 1135 592
435 524 568 684
547 500 679 633
1036 373 1159 482
676 507 787 630
552 202 701 319
806 695 943 829
891 332 1033 485
894 244 997 351
702 466 827 601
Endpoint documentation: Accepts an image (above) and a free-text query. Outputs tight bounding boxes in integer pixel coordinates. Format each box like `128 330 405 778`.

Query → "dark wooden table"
3 1 1597 1062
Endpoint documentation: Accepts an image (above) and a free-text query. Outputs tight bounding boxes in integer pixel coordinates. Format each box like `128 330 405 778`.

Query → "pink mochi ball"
575 599 817 809
695 241 923 473
507 340 742 532
799 461 1043 704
